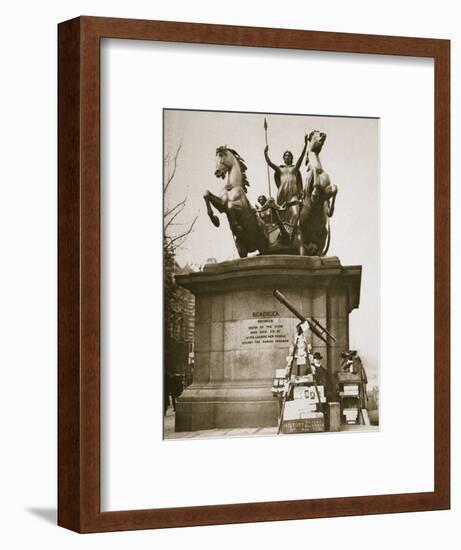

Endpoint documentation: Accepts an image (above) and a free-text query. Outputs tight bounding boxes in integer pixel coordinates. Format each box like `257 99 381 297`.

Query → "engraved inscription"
240 314 290 346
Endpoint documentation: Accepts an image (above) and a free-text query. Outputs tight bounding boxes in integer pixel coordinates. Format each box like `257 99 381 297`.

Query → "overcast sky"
164 109 379 383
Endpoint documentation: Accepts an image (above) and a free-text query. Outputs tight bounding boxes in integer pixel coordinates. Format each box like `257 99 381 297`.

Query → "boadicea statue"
203 120 338 258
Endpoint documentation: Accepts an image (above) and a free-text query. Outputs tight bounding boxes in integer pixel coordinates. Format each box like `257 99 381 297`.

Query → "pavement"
163 408 378 440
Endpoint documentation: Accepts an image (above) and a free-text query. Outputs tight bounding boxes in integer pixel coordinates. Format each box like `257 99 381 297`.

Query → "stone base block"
174 256 361 434
175 384 278 432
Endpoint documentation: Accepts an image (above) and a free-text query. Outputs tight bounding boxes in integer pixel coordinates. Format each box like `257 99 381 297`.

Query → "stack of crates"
337 372 362 425
280 377 326 434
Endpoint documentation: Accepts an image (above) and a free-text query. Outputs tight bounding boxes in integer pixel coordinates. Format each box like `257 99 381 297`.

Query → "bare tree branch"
169 238 187 253
165 216 197 245
164 197 186 219
163 142 196 253
164 204 187 231
164 143 182 193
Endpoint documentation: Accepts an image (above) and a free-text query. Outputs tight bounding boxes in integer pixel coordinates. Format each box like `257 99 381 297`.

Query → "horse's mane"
216 146 250 193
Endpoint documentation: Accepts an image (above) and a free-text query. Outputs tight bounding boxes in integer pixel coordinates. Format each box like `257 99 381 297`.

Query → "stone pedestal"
174 255 361 432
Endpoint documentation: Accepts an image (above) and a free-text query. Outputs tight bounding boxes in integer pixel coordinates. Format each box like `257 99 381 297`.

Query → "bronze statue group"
204 122 338 258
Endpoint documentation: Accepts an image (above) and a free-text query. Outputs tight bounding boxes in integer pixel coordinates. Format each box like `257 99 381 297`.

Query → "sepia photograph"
163 108 380 439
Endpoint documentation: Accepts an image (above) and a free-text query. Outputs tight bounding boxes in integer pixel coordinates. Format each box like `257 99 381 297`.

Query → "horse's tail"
321 219 331 256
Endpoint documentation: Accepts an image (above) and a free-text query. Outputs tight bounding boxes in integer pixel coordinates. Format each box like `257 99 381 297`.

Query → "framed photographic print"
58 16 450 532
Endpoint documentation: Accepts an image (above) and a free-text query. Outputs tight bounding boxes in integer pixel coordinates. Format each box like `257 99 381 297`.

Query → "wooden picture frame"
58 16 450 533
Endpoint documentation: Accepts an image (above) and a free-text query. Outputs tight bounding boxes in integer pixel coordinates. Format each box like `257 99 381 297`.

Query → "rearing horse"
203 146 266 258
298 130 338 256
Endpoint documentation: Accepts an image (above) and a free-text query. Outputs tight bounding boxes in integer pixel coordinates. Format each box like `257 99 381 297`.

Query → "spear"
264 118 272 198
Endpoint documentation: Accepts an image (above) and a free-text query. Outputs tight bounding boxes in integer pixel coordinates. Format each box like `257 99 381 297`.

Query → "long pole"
273 289 337 344
264 118 272 199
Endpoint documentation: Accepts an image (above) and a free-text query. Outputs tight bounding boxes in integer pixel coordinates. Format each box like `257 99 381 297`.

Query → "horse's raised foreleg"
327 185 338 217
203 190 223 227
311 168 323 202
